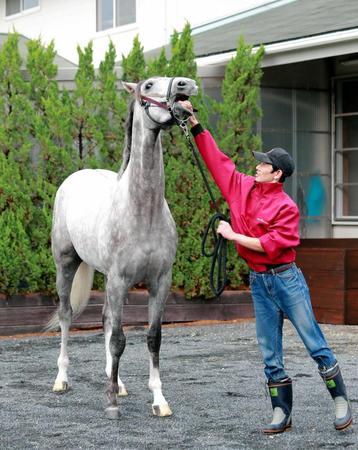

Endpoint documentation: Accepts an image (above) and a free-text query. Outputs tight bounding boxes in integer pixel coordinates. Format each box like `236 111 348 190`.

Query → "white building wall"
0 0 270 66
0 0 95 64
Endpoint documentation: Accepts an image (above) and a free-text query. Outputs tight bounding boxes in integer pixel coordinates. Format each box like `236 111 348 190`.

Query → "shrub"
0 30 264 299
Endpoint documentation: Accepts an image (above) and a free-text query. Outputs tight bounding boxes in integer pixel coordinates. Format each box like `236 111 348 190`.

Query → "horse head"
122 76 198 129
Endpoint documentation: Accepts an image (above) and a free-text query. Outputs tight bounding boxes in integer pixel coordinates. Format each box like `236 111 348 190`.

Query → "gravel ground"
0 319 357 450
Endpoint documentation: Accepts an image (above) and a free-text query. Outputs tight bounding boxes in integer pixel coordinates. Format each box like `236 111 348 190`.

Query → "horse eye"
145 82 153 89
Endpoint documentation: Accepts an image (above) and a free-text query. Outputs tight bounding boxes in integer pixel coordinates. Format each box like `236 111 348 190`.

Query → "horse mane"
117 99 134 179
117 82 144 179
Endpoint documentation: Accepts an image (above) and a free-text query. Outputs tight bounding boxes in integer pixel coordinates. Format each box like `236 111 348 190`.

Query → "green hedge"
0 28 263 298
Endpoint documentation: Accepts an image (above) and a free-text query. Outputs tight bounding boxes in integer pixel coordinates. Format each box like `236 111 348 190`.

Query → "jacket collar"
254 181 284 195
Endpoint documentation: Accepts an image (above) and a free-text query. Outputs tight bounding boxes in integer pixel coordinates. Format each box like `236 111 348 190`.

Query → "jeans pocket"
297 268 309 292
276 267 298 283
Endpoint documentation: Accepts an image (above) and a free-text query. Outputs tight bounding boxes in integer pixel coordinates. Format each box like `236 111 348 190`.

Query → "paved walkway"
0 320 356 449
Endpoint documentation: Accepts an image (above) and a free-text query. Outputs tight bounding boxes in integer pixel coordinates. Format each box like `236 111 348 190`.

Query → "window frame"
5 0 40 18
96 0 137 33
332 74 358 225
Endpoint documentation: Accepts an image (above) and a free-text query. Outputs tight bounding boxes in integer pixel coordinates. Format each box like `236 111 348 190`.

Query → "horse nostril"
177 80 187 87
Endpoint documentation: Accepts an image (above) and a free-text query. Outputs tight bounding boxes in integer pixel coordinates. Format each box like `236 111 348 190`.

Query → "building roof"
144 0 358 71
0 33 77 70
191 0 358 58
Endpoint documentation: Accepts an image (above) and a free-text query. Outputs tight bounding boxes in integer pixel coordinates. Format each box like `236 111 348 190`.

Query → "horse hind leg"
103 296 128 397
52 246 82 393
147 273 172 417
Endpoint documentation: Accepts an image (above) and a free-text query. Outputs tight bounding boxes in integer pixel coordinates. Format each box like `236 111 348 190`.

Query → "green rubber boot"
319 363 353 431
263 377 292 434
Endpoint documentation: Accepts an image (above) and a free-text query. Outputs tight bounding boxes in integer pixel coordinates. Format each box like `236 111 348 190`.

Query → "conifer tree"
216 36 264 174
26 38 57 111
26 37 76 292
0 33 43 295
97 41 127 169
36 87 78 185
0 33 33 173
121 35 146 82
146 47 168 77
209 36 265 289
167 23 196 79
26 37 77 186
161 23 218 297
72 42 103 167
0 151 40 294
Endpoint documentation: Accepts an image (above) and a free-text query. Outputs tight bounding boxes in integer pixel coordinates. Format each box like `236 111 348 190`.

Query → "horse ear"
121 81 137 94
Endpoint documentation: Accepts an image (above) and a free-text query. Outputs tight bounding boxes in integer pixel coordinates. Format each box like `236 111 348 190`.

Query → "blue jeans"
249 263 337 381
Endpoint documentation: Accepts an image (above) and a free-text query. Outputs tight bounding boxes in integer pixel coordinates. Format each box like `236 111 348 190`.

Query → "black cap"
252 148 295 177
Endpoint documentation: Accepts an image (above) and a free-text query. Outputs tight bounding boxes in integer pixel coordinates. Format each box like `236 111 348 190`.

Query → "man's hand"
178 100 199 126
217 220 265 252
217 221 236 240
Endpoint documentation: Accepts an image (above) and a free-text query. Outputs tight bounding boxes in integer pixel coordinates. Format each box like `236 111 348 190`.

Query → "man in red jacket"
180 100 352 433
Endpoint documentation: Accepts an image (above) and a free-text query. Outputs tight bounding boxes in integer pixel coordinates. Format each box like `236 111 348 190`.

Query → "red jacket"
193 126 300 272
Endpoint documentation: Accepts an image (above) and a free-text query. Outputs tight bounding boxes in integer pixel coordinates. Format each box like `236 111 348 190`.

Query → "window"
261 87 331 237
333 78 358 221
97 0 136 31
6 0 39 16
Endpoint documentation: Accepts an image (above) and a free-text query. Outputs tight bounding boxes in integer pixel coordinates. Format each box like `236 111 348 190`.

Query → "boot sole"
335 418 353 431
263 424 292 434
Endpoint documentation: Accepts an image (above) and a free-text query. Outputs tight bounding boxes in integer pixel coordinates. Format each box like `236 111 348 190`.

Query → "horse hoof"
152 403 172 417
105 407 120 420
53 381 69 393
117 386 128 397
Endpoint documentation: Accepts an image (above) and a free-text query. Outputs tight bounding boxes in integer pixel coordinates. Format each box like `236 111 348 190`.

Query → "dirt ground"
0 319 357 450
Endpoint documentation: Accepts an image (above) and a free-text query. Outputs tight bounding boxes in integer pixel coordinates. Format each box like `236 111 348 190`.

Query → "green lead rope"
179 123 229 297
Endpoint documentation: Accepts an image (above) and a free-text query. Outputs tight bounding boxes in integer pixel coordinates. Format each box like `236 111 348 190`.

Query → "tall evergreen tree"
26 37 77 186
146 47 168 77
167 23 196 79
0 150 40 294
37 86 78 185
26 38 57 112
26 38 76 292
0 33 33 172
209 36 265 289
72 42 103 167
0 33 43 294
97 41 127 170
160 23 219 297
121 35 146 82
216 36 264 174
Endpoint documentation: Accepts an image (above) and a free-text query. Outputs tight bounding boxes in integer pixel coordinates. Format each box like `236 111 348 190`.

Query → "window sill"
95 22 138 38
5 5 40 20
332 219 358 226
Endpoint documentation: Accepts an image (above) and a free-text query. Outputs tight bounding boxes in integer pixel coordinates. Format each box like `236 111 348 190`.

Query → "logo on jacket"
257 217 269 225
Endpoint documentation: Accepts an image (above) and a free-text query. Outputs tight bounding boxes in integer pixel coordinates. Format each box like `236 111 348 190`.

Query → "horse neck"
125 110 165 215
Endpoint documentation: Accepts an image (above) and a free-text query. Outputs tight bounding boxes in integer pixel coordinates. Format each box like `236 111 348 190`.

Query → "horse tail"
44 262 95 331
69 262 95 318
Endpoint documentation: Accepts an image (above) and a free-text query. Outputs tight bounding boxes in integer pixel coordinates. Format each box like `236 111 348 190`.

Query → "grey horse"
49 76 198 419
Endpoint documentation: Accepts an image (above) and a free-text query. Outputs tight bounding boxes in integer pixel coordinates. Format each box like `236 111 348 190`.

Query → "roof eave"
197 28 358 77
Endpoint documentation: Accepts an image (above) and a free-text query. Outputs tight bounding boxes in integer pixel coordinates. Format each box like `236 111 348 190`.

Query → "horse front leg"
104 276 127 419
147 272 172 417
103 295 128 397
